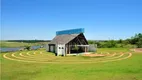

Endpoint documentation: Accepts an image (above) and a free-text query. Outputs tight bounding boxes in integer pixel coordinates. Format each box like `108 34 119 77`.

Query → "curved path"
3 51 132 64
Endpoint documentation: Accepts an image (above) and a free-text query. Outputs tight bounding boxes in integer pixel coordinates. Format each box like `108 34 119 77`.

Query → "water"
31 46 41 50
0 46 41 52
0 47 21 52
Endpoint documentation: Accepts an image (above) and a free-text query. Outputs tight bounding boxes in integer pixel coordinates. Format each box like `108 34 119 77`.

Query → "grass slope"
1 48 142 80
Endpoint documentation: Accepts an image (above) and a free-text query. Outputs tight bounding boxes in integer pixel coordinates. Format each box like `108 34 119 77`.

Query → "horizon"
1 0 142 40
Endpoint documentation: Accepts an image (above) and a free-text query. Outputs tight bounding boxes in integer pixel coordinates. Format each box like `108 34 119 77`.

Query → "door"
57 44 65 56
50 45 55 53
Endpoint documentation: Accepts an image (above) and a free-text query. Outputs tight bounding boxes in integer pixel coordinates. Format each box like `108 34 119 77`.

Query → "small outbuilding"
46 28 90 56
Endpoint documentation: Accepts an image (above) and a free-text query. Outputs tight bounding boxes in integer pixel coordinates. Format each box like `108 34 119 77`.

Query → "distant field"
0 41 48 48
1 48 142 80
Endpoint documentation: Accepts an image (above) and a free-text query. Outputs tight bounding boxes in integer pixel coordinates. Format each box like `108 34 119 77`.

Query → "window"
59 47 64 49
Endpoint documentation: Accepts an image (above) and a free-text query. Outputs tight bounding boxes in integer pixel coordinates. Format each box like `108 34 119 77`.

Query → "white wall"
46 44 49 51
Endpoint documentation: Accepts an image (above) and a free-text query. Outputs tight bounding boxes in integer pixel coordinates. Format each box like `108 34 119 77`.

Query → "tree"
88 40 95 44
130 33 142 48
105 40 117 48
137 38 142 48
25 46 31 50
118 39 123 44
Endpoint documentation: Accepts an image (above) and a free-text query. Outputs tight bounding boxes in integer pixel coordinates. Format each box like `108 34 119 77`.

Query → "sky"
1 0 142 40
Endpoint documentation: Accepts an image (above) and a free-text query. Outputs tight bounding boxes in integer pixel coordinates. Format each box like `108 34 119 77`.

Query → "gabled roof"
48 34 79 45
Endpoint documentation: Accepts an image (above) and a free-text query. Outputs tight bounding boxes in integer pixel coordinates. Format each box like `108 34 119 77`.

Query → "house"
46 28 90 56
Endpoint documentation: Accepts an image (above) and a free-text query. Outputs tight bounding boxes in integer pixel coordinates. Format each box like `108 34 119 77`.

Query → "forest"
88 33 142 48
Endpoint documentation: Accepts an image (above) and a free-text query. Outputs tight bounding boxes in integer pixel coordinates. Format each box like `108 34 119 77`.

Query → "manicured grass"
97 48 130 53
1 48 142 80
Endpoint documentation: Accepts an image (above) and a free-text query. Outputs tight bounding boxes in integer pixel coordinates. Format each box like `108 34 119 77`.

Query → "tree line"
88 33 142 48
5 40 51 43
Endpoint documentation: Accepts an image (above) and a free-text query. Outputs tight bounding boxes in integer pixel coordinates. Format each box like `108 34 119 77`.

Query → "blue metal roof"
56 28 84 35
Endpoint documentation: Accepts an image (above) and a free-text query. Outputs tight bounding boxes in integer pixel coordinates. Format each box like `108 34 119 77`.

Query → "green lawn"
0 48 142 80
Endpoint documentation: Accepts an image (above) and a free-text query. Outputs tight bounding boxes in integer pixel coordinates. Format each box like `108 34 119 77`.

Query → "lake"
0 46 41 52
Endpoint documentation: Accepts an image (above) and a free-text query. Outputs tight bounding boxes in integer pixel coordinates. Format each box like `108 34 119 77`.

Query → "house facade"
46 28 89 56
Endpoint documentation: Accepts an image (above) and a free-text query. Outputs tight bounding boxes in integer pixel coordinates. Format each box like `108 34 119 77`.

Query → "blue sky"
1 0 142 40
